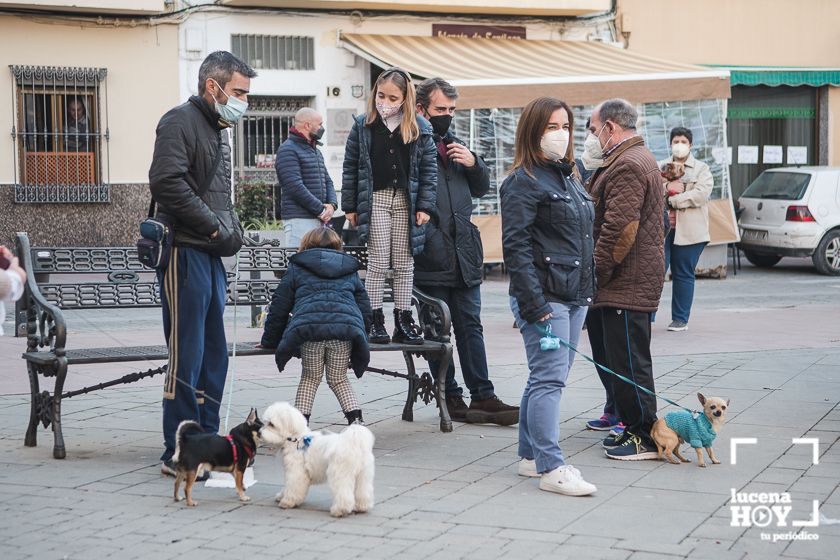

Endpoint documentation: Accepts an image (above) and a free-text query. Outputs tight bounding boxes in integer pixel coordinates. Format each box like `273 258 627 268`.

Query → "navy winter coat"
414 131 490 288
501 162 596 323
341 114 437 256
260 249 373 378
275 133 337 220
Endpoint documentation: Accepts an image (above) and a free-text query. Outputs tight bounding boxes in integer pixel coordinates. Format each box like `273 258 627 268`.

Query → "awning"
339 33 731 109
720 67 840 87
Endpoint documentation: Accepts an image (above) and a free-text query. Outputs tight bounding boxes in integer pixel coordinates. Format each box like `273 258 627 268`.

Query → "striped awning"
339 33 731 108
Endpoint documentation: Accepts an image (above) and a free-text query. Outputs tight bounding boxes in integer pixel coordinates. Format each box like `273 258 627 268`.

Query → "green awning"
711 67 840 87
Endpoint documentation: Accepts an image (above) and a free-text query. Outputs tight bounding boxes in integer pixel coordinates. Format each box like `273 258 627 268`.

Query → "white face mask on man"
541 129 570 162
581 132 605 170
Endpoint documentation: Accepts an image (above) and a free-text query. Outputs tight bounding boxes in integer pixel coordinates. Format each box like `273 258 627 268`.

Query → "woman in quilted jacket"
341 67 437 345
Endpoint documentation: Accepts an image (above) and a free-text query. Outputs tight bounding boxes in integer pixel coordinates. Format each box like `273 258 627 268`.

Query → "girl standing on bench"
260 227 372 425
341 67 437 345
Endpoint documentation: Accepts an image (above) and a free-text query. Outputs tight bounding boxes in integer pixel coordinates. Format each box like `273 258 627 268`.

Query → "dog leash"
535 323 700 416
223 250 241 433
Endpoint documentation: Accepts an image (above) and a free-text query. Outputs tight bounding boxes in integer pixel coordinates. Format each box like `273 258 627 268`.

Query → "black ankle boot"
392 308 423 345
344 409 364 425
304 413 310 424
369 308 390 344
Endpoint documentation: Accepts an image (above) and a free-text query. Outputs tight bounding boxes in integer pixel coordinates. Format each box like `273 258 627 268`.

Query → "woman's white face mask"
671 142 691 159
541 129 570 162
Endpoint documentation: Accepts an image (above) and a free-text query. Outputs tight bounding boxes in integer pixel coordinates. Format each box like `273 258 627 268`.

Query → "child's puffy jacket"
261 248 372 377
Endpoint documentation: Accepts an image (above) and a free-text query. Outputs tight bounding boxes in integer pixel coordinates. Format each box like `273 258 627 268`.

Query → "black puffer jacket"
414 132 490 288
260 249 373 378
501 162 595 323
341 114 437 256
149 96 244 257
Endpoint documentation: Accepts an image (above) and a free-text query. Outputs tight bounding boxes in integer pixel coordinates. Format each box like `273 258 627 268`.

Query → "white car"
737 167 840 275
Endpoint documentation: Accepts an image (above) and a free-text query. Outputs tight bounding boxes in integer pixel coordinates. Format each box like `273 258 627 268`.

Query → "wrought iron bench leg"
400 352 419 422
435 345 453 433
24 362 41 448
51 358 68 459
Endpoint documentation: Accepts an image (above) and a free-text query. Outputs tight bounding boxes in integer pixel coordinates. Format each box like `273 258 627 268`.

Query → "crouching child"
260 227 372 424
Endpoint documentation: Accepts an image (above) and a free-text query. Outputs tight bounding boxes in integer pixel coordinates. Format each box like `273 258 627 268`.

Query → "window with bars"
231 34 315 71
10 65 109 203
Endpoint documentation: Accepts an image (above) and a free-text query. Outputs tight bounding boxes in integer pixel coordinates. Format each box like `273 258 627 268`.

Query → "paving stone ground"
1 259 838 559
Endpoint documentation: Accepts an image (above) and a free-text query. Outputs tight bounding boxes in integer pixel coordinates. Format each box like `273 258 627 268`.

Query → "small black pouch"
136 202 172 270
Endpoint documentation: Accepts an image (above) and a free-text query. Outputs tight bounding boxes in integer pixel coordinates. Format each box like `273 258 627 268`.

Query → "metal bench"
15 232 454 459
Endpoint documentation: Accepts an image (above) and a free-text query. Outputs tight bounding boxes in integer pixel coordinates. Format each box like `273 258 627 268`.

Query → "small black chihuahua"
172 408 263 507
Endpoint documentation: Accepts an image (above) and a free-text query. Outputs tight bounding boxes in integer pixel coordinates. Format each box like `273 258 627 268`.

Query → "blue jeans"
417 284 495 400
283 218 322 248
157 247 229 461
664 230 707 324
511 297 587 474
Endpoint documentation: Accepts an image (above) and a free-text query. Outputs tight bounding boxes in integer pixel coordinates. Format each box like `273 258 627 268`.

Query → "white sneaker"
518 458 540 478
539 465 597 496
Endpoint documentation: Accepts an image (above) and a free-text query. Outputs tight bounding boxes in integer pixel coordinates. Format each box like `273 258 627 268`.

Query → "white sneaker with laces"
518 458 539 477
539 465 597 496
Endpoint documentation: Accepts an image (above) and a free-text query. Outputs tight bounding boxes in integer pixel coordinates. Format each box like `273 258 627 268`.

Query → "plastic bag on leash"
204 467 257 489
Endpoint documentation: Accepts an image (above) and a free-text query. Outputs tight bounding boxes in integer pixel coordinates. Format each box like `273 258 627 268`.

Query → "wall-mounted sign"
763 145 783 164
738 145 758 164
787 146 808 165
327 109 356 147
432 24 526 40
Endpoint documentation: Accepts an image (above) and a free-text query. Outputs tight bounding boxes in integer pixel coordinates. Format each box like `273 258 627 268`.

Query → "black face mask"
311 125 325 141
427 114 453 137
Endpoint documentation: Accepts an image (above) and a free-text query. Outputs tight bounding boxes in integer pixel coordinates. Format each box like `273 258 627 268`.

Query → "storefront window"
454 99 731 214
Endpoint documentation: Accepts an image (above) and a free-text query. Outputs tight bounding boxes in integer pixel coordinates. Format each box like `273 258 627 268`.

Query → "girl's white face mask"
541 129 570 162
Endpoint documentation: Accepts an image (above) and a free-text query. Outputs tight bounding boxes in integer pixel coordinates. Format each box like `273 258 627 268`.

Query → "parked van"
737 167 840 275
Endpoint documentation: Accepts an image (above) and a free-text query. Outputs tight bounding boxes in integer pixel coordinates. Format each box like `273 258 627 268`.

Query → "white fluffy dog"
260 402 375 517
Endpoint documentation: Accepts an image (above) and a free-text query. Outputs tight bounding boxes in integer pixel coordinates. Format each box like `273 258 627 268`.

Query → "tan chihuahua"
651 393 729 467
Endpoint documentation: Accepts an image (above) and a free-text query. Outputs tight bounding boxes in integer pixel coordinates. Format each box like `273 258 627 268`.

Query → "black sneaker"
161 459 210 481
667 320 688 332
604 433 659 461
602 430 629 449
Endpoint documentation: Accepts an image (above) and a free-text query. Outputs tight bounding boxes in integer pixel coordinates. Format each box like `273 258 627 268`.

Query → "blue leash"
536 323 700 417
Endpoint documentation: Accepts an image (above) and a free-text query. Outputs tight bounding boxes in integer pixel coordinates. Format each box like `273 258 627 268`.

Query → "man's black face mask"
427 113 453 137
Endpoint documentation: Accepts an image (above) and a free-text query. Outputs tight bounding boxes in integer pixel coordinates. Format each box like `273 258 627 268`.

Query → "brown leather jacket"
587 136 665 312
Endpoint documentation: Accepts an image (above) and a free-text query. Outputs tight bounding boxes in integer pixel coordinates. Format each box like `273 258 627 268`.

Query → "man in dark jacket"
413 78 519 426
149 51 256 476
275 107 337 246
586 99 665 461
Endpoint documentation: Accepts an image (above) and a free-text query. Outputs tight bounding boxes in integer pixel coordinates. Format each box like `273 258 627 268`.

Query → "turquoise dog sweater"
663 410 717 449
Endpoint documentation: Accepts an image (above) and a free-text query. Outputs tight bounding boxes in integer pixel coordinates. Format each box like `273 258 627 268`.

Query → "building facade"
617 0 840 199
0 1 179 248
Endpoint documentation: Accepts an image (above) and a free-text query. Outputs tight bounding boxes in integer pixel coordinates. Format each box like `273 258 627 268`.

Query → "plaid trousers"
366 188 414 310
295 340 357 415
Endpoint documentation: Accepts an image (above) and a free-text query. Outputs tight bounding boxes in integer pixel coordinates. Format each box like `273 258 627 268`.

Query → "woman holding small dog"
660 127 713 332
260 227 372 425
501 97 597 496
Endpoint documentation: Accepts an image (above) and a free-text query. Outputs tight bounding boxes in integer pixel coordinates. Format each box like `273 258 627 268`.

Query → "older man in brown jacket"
585 98 665 461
